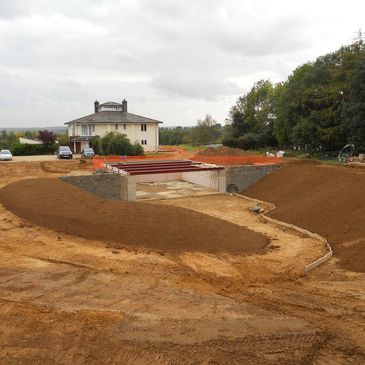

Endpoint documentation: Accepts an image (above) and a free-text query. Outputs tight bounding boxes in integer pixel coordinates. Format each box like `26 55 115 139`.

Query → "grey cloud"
0 0 363 127
206 13 313 57
0 0 30 19
0 0 103 19
151 73 241 100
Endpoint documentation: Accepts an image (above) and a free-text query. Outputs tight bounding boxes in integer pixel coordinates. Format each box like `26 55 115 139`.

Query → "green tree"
24 130 38 139
189 115 222 145
56 132 69 146
343 53 365 151
274 36 365 150
0 130 17 149
159 127 191 145
229 80 277 148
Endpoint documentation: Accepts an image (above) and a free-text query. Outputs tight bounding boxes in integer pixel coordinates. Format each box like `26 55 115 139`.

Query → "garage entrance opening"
104 160 226 200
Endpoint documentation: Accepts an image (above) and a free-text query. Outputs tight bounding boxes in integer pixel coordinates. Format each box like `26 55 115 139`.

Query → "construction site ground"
0 160 364 364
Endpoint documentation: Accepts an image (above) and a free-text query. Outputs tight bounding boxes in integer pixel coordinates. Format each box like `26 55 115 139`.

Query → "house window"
141 124 147 131
92 124 95 132
141 139 147 145
115 124 118 130
81 125 88 136
123 124 126 130
88 124 92 135
72 125 75 136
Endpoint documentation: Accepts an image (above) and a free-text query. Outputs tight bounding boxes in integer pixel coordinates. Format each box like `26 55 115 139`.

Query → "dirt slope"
242 163 365 272
0 178 268 254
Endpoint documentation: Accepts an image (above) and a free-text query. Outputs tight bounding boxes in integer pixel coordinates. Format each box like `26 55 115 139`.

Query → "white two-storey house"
65 99 162 153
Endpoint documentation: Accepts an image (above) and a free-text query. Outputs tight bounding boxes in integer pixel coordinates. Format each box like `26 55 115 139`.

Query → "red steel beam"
127 166 223 175
116 163 195 171
111 161 193 169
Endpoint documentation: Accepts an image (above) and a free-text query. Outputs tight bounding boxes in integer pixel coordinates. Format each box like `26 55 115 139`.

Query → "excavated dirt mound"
242 163 365 272
191 146 281 165
196 146 250 156
0 178 268 254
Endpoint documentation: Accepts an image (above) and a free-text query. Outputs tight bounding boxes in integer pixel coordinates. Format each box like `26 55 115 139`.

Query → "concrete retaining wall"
225 164 280 192
60 174 129 200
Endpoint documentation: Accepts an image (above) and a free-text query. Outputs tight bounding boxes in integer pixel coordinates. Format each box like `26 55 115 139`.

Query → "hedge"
11 143 56 156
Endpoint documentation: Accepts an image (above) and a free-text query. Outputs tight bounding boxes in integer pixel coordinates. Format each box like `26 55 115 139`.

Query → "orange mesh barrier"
189 155 281 166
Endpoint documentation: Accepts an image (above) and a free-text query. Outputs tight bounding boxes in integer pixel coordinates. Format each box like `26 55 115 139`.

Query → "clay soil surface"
242 162 365 272
0 160 364 364
0 178 267 255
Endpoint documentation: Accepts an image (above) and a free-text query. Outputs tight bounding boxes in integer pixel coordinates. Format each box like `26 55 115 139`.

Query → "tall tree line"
225 35 365 151
159 115 225 146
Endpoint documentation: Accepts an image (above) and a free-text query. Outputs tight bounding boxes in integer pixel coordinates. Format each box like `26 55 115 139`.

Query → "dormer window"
98 101 124 112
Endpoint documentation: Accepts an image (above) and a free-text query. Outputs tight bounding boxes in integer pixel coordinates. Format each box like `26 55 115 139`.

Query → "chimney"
94 100 99 113
122 99 128 113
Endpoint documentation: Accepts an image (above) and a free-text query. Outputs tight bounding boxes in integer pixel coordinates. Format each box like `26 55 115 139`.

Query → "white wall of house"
68 122 159 152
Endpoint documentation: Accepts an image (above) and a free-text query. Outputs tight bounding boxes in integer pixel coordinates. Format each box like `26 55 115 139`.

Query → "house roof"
65 111 163 125
69 136 93 142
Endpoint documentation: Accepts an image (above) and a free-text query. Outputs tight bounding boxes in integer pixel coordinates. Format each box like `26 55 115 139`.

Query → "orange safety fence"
189 154 282 166
93 154 281 169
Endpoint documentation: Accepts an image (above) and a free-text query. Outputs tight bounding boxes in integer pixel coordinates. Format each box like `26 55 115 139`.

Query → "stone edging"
234 193 333 273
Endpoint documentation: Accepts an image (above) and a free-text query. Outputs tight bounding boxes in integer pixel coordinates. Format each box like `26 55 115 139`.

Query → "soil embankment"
0 178 268 254
243 162 365 272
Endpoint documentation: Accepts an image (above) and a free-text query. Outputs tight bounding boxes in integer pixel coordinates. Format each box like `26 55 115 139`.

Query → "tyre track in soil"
164 255 365 364
191 270 365 364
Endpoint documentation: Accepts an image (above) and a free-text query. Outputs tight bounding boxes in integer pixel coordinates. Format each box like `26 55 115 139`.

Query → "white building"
19 137 42 145
65 99 162 153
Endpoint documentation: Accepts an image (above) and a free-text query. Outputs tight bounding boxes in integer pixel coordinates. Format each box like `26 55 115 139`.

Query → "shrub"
93 132 144 156
222 136 240 149
238 133 261 150
11 143 56 156
38 130 56 145
131 142 144 156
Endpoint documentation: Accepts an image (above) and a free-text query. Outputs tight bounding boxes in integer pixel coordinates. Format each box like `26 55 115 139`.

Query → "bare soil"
0 178 267 254
0 160 364 364
242 163 365 272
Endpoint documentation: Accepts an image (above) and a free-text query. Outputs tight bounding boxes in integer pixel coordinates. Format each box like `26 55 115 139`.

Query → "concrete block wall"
181 171 219 190
134 172 182 183
60 174 129 200
225 164 280 192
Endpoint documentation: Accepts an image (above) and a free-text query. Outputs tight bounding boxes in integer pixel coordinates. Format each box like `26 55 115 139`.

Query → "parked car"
57 146 73 159
0 149 13 161
81 147 95 158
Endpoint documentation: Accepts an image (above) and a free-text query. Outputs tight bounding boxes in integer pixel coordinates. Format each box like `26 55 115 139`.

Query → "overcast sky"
0 0 364 128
